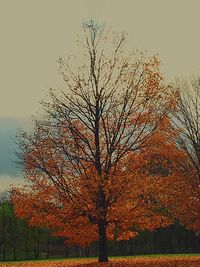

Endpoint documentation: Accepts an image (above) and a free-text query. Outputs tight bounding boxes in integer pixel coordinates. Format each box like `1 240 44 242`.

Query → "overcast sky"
1 0 200 191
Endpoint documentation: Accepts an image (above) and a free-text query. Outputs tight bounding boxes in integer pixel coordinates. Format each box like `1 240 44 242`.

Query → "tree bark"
98 220 108 262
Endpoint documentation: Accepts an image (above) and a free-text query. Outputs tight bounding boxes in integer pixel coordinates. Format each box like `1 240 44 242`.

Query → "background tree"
13 21 177 262
0 201 11 261
169 77 200 232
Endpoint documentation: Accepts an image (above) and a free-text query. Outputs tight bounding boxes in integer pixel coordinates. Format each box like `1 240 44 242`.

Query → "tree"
175 77 200 179
169 77 200 232
12 21 177 262
0 201 15 261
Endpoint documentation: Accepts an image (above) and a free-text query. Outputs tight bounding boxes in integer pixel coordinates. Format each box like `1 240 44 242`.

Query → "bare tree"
167 77 200 232
174 77 200 181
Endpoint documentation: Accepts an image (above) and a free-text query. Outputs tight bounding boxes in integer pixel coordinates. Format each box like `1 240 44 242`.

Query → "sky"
1 0 200 191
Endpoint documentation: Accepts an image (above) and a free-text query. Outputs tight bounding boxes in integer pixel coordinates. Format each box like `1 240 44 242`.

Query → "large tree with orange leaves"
12 22 177 262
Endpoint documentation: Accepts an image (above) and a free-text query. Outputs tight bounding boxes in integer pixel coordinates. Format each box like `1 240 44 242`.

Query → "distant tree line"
0 198 200 261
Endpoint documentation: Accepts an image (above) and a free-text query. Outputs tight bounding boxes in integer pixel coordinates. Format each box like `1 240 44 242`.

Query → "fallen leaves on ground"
1 256 200 267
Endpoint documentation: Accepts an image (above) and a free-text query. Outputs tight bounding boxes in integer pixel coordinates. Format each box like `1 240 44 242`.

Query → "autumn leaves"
2 256 200 267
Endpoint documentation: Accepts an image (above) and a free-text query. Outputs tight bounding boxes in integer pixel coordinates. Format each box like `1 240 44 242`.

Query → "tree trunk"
65 244 69 258
128 239 134 255
98 220 108 262
169 227 173 254
34 239 40 260
85 246 90 257
153 231 157 254
185 231 189 253
25 236 28 260
75 246 80 257
2 238 6 261
46 237 50 258
37 239 40 259
13 238 16 261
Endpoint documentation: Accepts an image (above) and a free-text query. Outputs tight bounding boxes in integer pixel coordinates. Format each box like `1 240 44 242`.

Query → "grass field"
0 254 200 266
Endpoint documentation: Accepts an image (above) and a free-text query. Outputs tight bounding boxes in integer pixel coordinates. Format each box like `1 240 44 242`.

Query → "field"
0 255 200 267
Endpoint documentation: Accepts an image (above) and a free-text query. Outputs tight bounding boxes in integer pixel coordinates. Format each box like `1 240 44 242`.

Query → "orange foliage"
163 159 200 233
12 116 185 248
